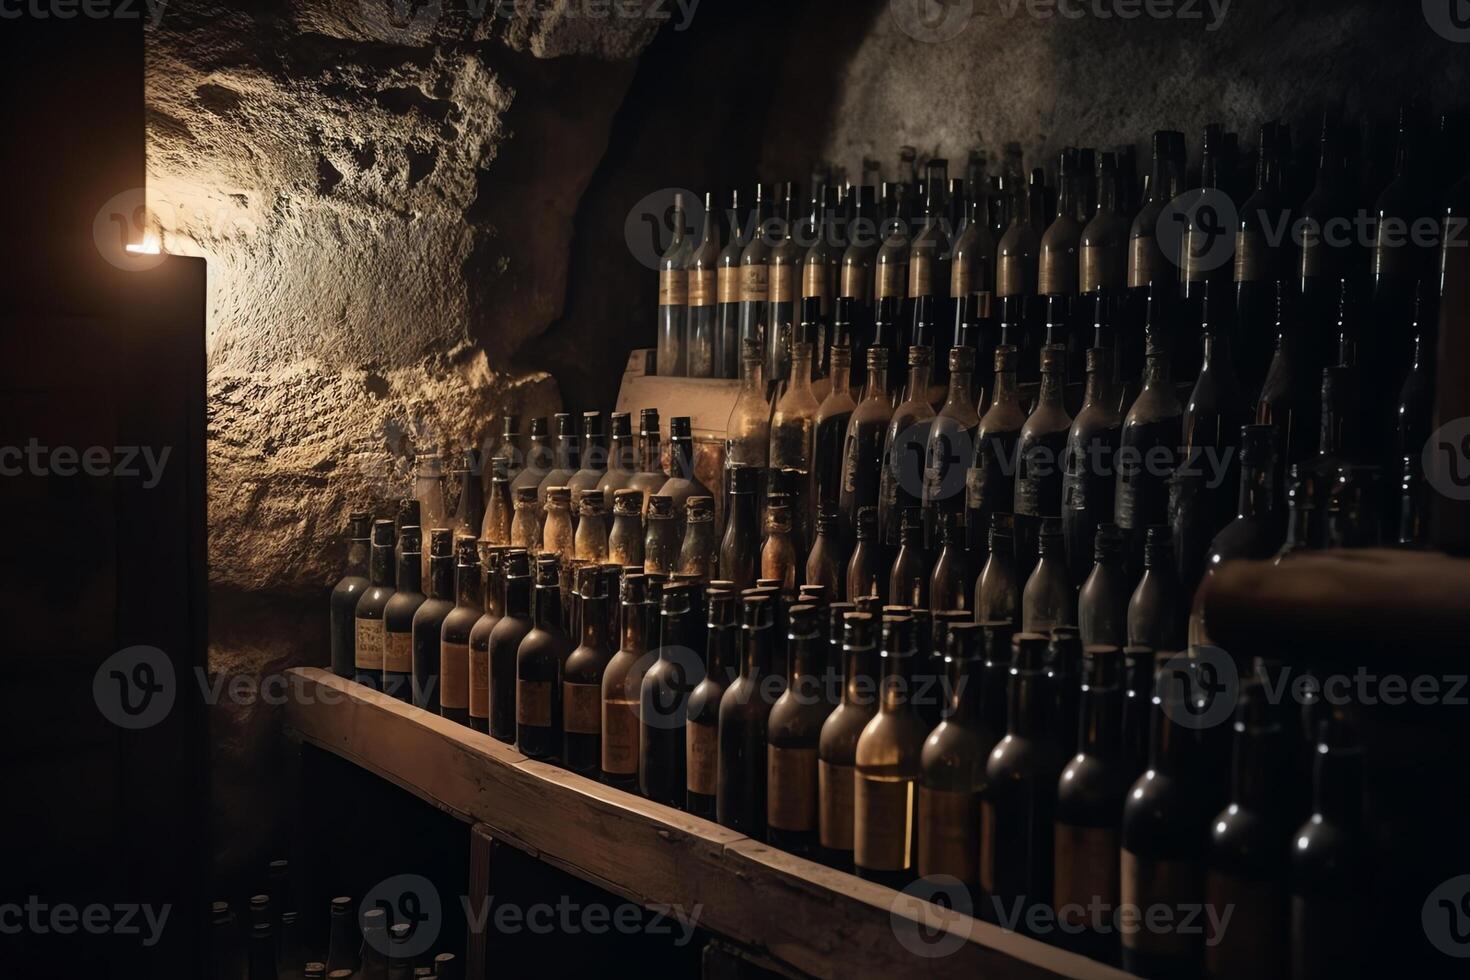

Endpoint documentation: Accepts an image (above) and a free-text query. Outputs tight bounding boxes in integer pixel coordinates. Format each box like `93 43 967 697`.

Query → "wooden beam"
467 824 495 980
285 668 1129 980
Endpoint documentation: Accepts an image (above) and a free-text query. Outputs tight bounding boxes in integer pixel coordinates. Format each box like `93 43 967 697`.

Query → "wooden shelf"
285 668 1128 980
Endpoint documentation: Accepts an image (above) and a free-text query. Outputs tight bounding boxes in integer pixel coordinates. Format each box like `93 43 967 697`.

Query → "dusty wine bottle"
353 520 397 691
331 512 372 679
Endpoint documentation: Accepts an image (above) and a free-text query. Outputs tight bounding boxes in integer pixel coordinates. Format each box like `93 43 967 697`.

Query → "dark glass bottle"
487 550 532 743
929 511 972 614
817 611 880 870
1039 148 1083 299
677 495 717 581
715 188 750 380
567 411 608 514
353 520 397 691
766 182 803 387
853 615 926 888
839 347 893 532
538 412 580 518
1196 425 1283 637
760 494 800 592
1081 151 1129 295
888 507 929 610
1078 524 1128 648
640 583 698 807
440 537 481 728
975 513 1020 629
982 633 1064 922
1021 517 1075 635
657 192 692 376
1395 284 1436 547
600 572 647 789
1182 287 1250 569
658 416 713 539
916 621 989 889
687 190 721 378
643 494 679 577
840 184 879 341
1236 124 1289 396
324 896 357 975
516 561 573 761
1205 684 1291 980
768 605 832 855
687 590 736 818
410 530 454 712
1053 644 1127 963
814 338 857 542
1256 282 1317 513
247 922 277 980
330 512 372 679
453 449 485 543
1016 345 1073 580
879 345 936 548
805 504 847 600
845 505 886 603
382 527 425 703
593 412 636 529
968 346 1025 557
738 182 775 361
719 465 760 590
563 590 612 777
1116 320 1184 580
482 455 515 547
925 345 981 535
997 169 1041 303
718 593 777 834
1290 720 1365 980
909 161 954 338
1298 117 1354 348
1127 527 1185 651
1128 131 1186 291
875 181 912 338
1063 342 1122 588
1120 653 1208 979
625 407 667 519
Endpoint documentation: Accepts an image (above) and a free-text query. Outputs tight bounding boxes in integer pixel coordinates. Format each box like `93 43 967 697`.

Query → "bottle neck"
1231 727 1278 810
640 433 662 473
669 436 694 480
610 433 635 472
1082 353 1114 410
829 351 852 399
790 634 822 682
581 435 608 473
397 551 422 594
992 365 1018 406
581 597 607 649
706 624 734 677
1007 665 1047 737
741 356 765 393
945 367 974 408
1149 697 1192 774
347 538 369 576
1314 748 1364 825
504 576 530 618
1078 679 1122 756
456 565 482 608
879 652 914 714
428 555 453 600
843 645 879 707
1284 503 1318 551
620 599 645 652
864 362 889 400
370 545 393 587
949 656 983 723
789 349 814 395
742 625 772 678
534 585 562 631
906 361 932 400
1238 460 1275 520
1037 364 1064 406
1143 350 1172 388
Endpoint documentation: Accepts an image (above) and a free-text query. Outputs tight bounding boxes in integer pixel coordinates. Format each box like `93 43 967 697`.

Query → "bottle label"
717 265 740 305
802 258 831 300
440 642 469 710
853 774 914 872
1128 234 1162 288
1039 250 1077 296
1234 229 1268 282
563 681 600 735
876 262 903 300
908 254 933 298
659 268 688 307
965 466 984 513
740 264 770 304
840 263 871 301
917 785 980 883
602 697 640 775
686 719 717 796
383 629 412 674
689 268 716 307
818 760 856 851
1053 823 1120 928
770 262 796 303
516 678 551 727
469 648 490 719
1081 243 1123 293
767 745 818 831
354 617 385 671
1119 847 1203 955
1205 871 1284 976
951 255 972 298
997 254 1028 297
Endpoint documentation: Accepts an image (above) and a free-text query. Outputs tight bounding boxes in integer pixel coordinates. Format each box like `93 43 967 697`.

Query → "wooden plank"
284 668 1130 980
467 824 495 980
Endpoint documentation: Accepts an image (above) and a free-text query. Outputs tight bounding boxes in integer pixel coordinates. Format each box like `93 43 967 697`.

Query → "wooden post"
467 824 497 980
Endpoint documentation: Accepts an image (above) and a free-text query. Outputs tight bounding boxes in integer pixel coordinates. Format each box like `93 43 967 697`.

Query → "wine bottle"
1039 148 1083 298
657 192 693 376
817 611 879 870
641 583 697 807
599 572 647 789
331 512 372 679
718 465 760 590
910 160 953 342
625 408 666 520
563 586 612 776
853 614 927 888
1289 720 1365 980
1053 644 1126 963
917 621 990 888
767 604 832 855
806 504 847 599
1062 337 1122 588
1116 309 1184 581
1237 124 1290 396
975 513 1020 630
677 496 717 581
439 537 481 728
982 633 1064 922
968 346 1025 558
924 345 981 536
517 559 573 761
881 506 925 611
765 182 803 387
1256 282 1317 517
687 589 735 818
718 592 777 833
814 337 857 540
845 506 886 603
738 183 775 364
1015 344 1073 581
802 185 842 346
716 188 750 380
1120 653 1209 979
1126 526 1185 651
481 456 514 547
568 411 608 516
412 453 449 585
997 169 1040 301
382 527 426 703
770 335 820 531
644 494 679 577
688 190 721 378
1205 683 1291 980
574 492 608 564
658 416 713 539
486 550 532 743
1182 284 1250 566
324 896 357 975
1081 151 1128 294
875 181 912 332
759 496 799 592
879 345 937 548
542 487 574 570
1128 131 1186 291
1021 517 1075 634
1298 116 1354 349
1192 426 1283 643
538 413 579 516
840 183 880 340
353 520 397 691
952 181 997 319
1395 283 1436 547
839 347 893 535
1078 523 1128 648
451 449 485 544
928 511 972 614
607 489 644 569
248 922 278 980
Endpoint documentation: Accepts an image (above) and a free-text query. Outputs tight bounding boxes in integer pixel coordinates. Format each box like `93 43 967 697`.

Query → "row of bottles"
209 861 461 980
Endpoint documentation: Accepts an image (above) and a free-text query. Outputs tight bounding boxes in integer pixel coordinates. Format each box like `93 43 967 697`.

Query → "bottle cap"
613 489 644 515
648 495 675 519
371 520 395 547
